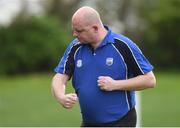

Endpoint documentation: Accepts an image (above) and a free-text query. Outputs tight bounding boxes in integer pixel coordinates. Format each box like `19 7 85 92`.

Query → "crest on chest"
106 57 113 66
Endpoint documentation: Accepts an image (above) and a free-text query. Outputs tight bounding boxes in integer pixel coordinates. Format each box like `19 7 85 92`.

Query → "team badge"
106 58 113 66
77 59 82 68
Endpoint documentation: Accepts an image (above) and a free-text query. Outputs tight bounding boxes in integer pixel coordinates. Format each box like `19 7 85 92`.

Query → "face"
72 20 96 44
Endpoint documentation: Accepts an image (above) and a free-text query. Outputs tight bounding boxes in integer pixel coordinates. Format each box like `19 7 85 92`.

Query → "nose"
73 31 78 37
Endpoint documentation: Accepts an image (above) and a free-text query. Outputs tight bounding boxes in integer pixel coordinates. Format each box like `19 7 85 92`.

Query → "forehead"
72 15 89 29
72 21 84 29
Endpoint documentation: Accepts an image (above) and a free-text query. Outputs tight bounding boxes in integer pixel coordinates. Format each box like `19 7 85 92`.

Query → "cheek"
88 34 95 41
80 32 93 42
80 34 88 40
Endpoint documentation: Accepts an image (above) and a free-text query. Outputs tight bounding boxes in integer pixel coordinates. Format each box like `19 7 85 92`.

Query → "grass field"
0 71 180 126
141 71 180 126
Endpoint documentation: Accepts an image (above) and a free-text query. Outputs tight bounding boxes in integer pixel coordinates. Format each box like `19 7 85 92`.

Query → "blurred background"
0 0 180 126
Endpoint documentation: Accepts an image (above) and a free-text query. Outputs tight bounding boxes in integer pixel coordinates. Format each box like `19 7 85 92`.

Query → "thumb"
70 93 78 100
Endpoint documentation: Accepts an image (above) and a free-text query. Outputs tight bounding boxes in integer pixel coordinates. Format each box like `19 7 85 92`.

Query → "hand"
59 93 78 109
97 76 116 91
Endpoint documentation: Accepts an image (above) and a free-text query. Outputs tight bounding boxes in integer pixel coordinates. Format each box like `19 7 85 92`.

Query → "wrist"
57 93 65 102
111 80 118 91
113 80 122 90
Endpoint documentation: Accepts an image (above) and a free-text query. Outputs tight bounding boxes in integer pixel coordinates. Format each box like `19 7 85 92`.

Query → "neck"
91 28 107 49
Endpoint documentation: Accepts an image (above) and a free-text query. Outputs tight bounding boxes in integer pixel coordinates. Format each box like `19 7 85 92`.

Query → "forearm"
51 73 77 109
113 72 156 91
51 74 67 102
98 71 156 91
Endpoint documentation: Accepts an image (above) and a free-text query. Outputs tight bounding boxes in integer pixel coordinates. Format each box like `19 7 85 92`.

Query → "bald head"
71 6 107 47
72 6 103 26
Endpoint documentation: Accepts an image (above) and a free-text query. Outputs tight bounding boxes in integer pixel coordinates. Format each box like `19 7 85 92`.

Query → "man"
52 6 156 127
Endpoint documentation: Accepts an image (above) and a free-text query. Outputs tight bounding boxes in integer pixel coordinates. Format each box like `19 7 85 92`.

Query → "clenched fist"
97 76 116 91
59 93 78 109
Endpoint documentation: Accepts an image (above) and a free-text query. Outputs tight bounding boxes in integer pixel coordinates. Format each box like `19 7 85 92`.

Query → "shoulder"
69 38 81 47
112 32 142 53
112 32 135 45
65 38 82 52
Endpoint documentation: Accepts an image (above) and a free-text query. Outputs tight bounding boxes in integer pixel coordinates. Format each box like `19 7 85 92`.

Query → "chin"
78 38 89 44
79 40 87 44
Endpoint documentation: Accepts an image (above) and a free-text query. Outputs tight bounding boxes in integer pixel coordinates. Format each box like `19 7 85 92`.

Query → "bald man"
52 6 156 127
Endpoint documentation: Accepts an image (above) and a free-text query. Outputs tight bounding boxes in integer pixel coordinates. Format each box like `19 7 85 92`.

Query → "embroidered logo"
77 59 82 68
106 58 113 66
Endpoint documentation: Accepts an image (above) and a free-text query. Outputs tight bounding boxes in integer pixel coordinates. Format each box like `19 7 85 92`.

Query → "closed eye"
76 29 84 33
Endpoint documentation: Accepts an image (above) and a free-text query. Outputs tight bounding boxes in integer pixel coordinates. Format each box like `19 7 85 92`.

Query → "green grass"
0 73 81 127
141 71 180 126
0 71 180 126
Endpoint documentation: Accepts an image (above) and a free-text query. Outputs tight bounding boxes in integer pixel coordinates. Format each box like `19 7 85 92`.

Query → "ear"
92 25 98 32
